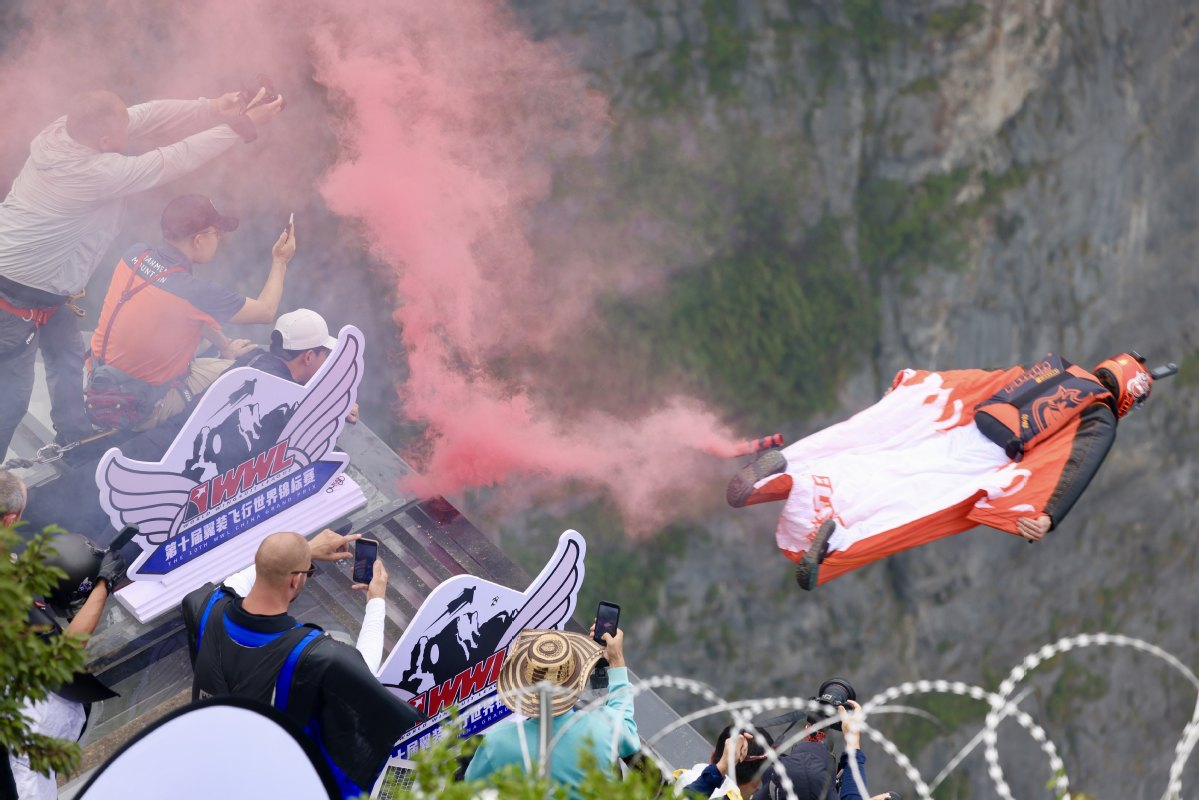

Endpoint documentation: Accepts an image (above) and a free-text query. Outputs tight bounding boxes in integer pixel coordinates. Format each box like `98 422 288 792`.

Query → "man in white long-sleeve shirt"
180 529 423 799
0 88 284 457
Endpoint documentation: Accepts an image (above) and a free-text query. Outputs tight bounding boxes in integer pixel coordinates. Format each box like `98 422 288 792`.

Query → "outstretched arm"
1040 404 1118 529
126 98 217 143
65 582 109 640
353 561 388 674
106 94 283 198
105 127 242 197
229 223 294 324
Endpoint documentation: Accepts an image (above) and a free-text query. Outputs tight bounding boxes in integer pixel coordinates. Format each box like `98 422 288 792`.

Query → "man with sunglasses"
231 308 360 423
85 194 295 432
181 529 423 799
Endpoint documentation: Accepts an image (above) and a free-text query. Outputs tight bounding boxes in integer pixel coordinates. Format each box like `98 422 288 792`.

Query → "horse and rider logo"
95 327 364 578
376 530 588 760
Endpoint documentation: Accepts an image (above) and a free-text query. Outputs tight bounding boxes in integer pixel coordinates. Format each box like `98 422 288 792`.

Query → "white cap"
273 309 338 351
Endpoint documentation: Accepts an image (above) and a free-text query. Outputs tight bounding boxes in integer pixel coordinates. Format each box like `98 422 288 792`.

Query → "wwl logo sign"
96 326 365 587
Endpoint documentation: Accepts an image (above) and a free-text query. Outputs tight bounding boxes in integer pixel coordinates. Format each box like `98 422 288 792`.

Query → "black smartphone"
110 524 139 551
353 538 379 584
593 601 620 645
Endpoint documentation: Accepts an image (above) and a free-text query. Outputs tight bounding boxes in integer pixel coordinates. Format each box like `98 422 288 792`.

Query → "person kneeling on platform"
85 194 295 433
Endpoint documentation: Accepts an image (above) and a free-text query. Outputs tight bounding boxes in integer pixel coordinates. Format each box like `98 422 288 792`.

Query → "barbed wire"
492 632 1198 799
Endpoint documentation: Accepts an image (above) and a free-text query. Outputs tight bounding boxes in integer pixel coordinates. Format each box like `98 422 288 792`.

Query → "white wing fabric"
278 333 361 467
496 535 584 651
100 456 195 544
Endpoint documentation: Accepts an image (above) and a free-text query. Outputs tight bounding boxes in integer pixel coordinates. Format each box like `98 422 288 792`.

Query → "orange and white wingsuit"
727 353 1159 589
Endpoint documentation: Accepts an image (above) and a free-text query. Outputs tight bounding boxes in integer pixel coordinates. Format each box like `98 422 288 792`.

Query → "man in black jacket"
181 529 422 798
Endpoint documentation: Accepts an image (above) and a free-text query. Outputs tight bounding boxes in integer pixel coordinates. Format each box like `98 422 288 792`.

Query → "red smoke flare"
0 0 743 533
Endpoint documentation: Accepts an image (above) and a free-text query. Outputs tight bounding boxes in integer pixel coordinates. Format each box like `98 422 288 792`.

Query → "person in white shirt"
0 87 284 457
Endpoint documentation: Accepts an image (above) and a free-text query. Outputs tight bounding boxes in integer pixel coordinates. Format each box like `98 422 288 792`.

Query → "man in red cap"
86 194 296 431
728 352 1169 591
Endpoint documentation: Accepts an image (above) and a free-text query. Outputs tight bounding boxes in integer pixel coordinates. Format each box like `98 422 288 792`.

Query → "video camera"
754 676 858 740
807 677 856 731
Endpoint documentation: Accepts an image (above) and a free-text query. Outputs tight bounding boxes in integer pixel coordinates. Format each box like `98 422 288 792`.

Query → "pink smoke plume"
312 1 742 530
0 0 746 532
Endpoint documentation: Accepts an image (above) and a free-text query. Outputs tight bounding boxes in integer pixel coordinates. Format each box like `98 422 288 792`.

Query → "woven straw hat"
497 629 605 717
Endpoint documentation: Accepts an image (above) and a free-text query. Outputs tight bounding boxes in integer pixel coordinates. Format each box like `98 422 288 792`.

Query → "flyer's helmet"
1093 352 1153 418
43 532 104 617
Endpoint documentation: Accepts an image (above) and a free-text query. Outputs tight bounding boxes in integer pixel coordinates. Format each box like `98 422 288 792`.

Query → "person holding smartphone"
180 528 421 799
465 623 639 798
85 194 295 432
750 699 876 800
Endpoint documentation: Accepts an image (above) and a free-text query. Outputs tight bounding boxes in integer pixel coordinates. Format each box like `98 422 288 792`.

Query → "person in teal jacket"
464 627 639 797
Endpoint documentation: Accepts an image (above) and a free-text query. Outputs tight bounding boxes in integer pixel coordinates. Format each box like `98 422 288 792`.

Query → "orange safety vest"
973 353 1112 461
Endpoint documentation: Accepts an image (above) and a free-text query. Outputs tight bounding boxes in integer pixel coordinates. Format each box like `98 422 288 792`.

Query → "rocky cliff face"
503 1 1199 796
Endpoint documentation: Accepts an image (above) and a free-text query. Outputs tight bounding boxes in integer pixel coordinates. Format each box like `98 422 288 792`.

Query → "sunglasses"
291 563 317 577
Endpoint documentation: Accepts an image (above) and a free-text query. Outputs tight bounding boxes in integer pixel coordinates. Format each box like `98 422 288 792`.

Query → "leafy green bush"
844 0 898 56
0 526 89 778
926 3 986 38
856 169 973 287
655 213 874 425
702 0 749 96
376 716 670 799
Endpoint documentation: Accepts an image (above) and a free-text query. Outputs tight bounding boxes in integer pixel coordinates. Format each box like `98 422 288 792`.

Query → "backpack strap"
95 250 186 367
273 628 324 714
195 588 226 652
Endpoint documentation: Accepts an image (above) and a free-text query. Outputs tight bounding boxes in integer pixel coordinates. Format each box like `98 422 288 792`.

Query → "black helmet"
43 532 104 617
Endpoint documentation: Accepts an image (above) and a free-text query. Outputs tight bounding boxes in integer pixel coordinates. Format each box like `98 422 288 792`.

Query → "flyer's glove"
97 549 128 590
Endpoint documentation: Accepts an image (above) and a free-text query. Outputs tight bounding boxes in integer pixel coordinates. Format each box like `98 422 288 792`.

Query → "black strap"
1007 359 1074 408
95 250 184 368
0 272 68 306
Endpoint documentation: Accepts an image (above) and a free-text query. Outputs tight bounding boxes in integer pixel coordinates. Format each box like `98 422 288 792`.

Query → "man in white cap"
235 308 358 422
464 626 639 797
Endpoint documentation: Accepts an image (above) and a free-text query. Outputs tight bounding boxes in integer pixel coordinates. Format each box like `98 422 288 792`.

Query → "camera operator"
752 678 891 800
3 469 126 799
675 724 774 798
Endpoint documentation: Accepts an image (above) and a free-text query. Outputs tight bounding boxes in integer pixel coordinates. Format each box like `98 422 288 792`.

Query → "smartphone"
110 524 139 551
353 538 379 584
593 601 620 645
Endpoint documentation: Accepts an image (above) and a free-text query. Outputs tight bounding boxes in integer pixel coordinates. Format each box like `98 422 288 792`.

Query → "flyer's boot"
795 519 835 592
726 448 787 508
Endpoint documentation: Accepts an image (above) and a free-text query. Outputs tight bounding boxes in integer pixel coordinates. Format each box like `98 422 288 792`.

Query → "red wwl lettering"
208 441 295 507
409 650 506 717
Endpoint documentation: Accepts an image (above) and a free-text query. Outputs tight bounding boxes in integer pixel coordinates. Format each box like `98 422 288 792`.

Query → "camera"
806 677 856 731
